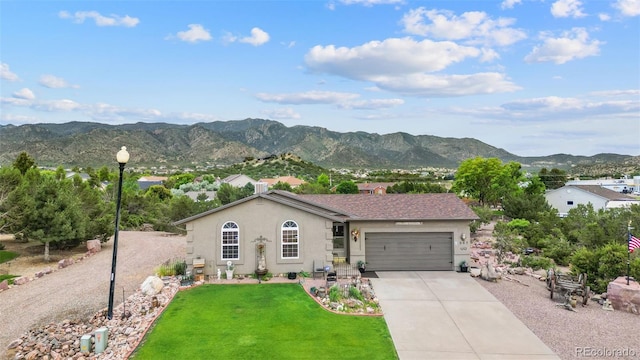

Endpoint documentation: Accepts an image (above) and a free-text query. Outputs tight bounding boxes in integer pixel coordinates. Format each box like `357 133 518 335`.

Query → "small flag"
630 234 640 253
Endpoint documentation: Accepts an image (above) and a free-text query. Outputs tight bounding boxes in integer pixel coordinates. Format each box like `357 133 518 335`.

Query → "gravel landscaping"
0 231 185 359
3 230 640 360
477 274 640 360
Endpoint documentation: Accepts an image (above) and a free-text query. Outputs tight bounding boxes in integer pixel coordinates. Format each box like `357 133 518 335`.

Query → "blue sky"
1 0 639 157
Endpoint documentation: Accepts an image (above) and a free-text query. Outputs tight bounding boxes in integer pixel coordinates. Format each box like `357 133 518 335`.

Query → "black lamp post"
108 146 129 320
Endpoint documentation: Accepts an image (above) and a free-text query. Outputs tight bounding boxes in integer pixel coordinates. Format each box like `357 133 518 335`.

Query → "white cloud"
0 95 221 124
551 0 587 18
306 37 481 79
589 89 640 97
598 13 612 21
373 72 521 96
501 0 522 10
305 37 519 97
339 0 404 6
338 98 405 109
256 91 360 104
525 28 603 64
400 8 527 46
0 97 31 107
13 88 35 100
613 0 640 16
58 10 139 27
33 99 81 112
170 24 212 43
239 27 270 46
506 97 639 120
0 113 39 124
1 63 20 81
261 108 301 119
39 75 79 89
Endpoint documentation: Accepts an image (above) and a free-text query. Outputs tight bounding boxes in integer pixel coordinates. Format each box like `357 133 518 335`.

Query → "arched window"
281 220 299 259
221 221 239 260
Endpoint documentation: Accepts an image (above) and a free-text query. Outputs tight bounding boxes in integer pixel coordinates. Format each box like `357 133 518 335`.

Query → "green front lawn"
132 284 397 360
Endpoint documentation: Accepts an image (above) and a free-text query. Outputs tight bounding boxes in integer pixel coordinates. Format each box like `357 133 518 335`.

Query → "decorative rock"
607 276 640 315
0 279 9 290
9 277 181 360
86 240 101 253
57 258 74 269
26 349 40 360
141 276 164 296
7 338 23 349
14 276 30 285
470 267 481 277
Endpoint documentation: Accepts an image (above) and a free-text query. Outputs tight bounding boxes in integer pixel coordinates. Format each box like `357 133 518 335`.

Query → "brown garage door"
365 232 453 271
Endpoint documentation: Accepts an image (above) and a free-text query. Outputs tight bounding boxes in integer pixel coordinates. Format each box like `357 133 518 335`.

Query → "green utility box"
80 334 92 354
94 327 108 354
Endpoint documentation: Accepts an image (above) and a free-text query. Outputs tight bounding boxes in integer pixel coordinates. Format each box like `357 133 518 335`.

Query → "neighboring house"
259 176 306 188
138 176 167 190
222 174 257 188
545 185 640 217
566 176 640 194
357 182 395 195
175 191 478 278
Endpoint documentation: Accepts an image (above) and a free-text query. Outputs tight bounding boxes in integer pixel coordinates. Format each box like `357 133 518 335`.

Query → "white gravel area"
0 231 185 359
476 274 640 360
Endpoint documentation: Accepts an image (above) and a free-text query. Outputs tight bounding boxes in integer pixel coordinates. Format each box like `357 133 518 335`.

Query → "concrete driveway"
370 272 560 360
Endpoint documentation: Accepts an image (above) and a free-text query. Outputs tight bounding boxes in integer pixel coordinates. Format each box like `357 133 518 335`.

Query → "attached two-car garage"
364 232 453 271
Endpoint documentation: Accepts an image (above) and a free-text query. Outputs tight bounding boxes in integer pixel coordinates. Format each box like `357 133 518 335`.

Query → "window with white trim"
222 221 239 260
281 220 299 259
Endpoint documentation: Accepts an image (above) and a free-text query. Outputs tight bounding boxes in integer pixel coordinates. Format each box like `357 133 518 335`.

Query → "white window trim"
281 220 299 259
221 221 240 261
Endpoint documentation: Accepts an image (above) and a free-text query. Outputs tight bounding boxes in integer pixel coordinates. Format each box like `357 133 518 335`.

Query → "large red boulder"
607 276 640 315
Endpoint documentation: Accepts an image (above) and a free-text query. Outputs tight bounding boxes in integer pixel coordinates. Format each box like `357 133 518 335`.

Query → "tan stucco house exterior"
175 190 478 278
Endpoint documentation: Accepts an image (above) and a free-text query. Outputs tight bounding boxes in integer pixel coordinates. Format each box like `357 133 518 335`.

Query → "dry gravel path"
477 274 640 360
0 231 185 358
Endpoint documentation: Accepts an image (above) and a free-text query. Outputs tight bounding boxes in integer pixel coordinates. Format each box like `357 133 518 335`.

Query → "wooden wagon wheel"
546 268 554 291
549 277 555 299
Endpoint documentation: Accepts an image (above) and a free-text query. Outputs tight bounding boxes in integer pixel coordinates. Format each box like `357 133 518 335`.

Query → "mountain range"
0 119 637 172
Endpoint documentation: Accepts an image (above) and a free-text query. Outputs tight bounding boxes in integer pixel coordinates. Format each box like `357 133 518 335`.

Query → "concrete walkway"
370 272 560 360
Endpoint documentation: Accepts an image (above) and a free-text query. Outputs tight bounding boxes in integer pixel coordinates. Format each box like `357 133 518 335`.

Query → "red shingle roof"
299 193 478 220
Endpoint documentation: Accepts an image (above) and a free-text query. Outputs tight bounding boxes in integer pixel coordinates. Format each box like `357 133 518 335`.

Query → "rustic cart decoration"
546 269 590 309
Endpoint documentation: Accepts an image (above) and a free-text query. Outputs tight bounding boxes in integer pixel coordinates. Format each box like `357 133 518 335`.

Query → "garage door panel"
365 232 453 271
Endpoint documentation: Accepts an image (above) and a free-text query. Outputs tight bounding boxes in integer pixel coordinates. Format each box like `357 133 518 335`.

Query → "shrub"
329 285 341 302
570 243 629 293
538 236 574 266
348 286 364 301
520 255 554 270
155 258 187 277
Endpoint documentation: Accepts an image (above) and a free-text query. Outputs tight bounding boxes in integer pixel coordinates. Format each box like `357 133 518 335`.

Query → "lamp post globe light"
108 146 129 320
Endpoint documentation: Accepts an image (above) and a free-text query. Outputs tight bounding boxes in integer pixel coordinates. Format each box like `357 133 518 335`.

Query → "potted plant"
225 261 235 279
357 260 367 273
459 260 468 273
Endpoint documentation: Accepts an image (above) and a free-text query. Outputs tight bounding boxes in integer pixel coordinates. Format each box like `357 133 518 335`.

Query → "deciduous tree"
452 157 523 206
336 180 358 194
